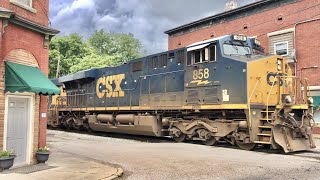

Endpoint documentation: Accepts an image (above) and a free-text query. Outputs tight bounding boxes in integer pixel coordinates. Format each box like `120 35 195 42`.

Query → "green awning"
5 61 60 95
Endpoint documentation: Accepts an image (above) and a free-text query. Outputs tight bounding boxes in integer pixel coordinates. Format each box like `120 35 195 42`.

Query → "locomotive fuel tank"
89 114 163 137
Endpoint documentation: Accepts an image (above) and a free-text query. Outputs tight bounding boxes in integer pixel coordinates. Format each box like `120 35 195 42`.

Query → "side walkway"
0 148 123 180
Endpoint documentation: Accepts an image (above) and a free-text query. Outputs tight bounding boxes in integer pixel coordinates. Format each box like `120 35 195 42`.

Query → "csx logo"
96 74 125 98
266 72 286 86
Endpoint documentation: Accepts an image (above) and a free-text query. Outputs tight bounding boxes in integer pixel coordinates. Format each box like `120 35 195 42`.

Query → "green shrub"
38 146 50 152
0 150 14 158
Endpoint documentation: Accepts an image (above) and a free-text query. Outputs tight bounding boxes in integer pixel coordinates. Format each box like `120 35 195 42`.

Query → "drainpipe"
293 18 320 76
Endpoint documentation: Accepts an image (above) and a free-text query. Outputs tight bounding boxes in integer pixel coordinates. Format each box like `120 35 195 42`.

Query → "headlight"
285 95 292 103
307 97 314 104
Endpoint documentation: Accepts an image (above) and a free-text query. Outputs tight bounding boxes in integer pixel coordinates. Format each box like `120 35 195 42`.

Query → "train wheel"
203 137 216 146
236 140 256 151
170 127 186 143
197 129 216 146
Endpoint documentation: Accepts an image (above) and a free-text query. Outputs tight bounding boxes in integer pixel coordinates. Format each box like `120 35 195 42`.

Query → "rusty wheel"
170 127 186 143
236 140 256 151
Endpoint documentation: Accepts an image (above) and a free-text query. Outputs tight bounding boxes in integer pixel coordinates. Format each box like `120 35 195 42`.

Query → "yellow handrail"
266 74 279 124
248 77 261 129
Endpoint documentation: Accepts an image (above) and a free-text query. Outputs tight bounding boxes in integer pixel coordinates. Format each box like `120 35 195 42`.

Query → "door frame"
3 92 35 165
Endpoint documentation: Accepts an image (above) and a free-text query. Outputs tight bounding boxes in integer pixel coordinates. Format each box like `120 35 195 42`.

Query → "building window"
16 0 32 6
274 42 289 56
10 0 36 13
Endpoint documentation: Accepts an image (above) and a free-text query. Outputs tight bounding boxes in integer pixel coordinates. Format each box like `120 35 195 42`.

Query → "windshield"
223 44 252 56
253 48 265 55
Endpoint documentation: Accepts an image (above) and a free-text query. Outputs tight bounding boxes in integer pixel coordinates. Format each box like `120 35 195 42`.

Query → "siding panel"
268 32 293 56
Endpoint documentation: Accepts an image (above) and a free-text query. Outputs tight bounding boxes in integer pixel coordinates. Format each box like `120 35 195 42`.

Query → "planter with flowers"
0 150 15 171
36 146 50 163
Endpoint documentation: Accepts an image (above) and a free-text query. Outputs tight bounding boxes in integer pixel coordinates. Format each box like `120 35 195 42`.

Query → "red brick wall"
168 0 320 54
0 0 49 26
0 23 49 147
295 19 320 86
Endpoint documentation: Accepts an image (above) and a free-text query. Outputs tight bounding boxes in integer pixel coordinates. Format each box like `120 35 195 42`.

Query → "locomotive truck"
48 35 316 152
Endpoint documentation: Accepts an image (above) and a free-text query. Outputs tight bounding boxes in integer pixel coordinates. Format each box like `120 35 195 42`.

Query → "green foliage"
49 33 91 78
49 30 143 77
0 150 14 158
38 146 50 153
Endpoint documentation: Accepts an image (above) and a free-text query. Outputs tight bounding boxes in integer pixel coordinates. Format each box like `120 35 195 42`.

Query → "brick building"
0 0 59 166
165 0 320 124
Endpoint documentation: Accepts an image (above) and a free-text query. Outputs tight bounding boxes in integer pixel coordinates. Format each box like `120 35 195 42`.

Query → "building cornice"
0 7 15 18
0 7 59 37
10 16 60 36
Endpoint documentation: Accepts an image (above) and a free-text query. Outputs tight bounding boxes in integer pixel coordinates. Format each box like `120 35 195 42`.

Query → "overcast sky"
49 0 255 55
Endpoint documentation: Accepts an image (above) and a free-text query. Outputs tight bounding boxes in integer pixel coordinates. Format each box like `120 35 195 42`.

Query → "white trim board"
267 28 294 37
3 93 35 166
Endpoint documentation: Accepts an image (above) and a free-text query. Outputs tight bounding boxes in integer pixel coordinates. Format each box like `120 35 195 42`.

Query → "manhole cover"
1 164 56 174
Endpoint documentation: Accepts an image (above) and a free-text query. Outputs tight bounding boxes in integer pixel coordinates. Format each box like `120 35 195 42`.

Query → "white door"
6 97 29 166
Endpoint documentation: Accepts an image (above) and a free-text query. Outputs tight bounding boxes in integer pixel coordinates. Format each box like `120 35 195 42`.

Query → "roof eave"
0 8 15 18
164 0 274 35
1 7 59 36
10 16 60 36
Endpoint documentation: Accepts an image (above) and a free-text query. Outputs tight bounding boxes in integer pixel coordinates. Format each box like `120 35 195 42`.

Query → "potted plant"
36 146 50 163
0 150 15 171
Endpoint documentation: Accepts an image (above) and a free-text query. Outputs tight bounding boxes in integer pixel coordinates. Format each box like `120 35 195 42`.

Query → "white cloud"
50 0 255 55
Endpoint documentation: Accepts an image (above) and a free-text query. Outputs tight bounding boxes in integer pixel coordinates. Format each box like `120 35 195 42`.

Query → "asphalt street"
47 130 320 180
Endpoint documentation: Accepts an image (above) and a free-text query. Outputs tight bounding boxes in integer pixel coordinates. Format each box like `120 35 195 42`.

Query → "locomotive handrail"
266 74 279 124
248 77 261 129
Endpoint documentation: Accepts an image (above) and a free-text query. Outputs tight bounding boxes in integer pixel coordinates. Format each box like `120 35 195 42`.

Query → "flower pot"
0 156 15 171
36 152 50 163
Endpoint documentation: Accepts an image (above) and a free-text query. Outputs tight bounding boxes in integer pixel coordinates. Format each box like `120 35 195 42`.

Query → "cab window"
187 45 216 65
223 44 251 56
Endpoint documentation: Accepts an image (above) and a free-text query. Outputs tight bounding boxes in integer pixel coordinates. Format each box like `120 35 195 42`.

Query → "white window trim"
267 28 294 37
274 41 289 56
10 0 37 13
3 93 35 166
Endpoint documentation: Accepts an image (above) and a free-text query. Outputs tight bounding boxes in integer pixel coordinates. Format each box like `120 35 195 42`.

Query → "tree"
88 30 143 65
49 30 143 77
49 33 90 78
70 53 121 73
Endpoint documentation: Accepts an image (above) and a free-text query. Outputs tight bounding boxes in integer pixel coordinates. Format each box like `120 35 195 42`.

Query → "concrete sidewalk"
0 150 123 180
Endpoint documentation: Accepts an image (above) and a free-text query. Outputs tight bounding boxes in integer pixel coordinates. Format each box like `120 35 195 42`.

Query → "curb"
101 168 124 180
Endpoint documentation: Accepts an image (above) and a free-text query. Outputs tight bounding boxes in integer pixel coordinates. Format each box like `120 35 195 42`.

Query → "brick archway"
4 49 39 67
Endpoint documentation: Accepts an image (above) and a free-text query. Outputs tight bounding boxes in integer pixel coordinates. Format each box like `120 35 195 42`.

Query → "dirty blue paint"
52 35 269 108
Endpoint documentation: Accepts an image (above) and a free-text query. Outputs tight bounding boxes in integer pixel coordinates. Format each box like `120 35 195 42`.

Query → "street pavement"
0 142 122 180
46 130 320 180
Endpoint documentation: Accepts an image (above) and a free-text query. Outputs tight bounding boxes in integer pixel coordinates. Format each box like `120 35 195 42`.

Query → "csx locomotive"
48 35 316 152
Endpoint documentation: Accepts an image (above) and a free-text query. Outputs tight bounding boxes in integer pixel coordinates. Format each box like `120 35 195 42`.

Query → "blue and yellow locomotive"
49 35 316 152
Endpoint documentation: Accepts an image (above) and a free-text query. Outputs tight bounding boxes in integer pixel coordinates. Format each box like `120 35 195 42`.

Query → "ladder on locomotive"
254 110 275 144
